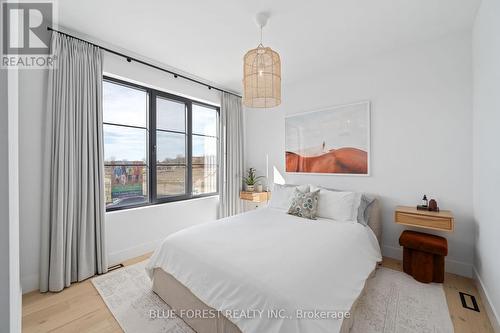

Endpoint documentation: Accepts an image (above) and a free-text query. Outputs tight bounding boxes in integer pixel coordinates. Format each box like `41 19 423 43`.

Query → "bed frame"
152 199 382 333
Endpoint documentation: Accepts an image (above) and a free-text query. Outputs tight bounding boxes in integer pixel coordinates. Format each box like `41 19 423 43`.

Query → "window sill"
105 194 219 214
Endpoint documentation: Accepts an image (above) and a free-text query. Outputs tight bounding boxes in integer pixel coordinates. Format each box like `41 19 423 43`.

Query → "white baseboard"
381 244 403 261
107 239 163 267
473 267 500 333
381 244 473 278
21 273 39 294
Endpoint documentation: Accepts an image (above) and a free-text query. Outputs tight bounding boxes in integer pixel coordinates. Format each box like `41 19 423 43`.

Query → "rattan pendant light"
243 13 281 108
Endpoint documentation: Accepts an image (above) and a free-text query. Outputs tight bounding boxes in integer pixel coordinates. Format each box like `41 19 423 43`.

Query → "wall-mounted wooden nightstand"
395 206 454 283
240 191 271 212
395 206 454 232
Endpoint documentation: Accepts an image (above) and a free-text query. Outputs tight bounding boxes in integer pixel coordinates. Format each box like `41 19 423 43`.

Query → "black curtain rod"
47 26 242 98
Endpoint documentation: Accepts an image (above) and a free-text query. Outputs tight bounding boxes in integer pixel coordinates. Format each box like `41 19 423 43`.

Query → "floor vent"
108 263 124 272
459 292 480 312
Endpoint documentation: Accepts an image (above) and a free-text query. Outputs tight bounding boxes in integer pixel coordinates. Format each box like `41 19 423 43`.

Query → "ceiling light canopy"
243 12 281 108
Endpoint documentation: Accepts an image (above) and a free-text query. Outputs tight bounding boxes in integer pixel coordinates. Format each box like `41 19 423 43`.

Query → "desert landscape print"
285 102 370 175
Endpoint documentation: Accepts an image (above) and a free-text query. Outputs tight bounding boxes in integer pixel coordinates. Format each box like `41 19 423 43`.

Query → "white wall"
106 197 218 264
18 35 222 292
8 68 22 333
0 67 9 333
1 68 22 332
472 0 500 329
246 31 474 277
18 68 46 294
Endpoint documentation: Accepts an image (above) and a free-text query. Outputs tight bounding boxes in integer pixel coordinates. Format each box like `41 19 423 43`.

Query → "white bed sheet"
146 207 382 333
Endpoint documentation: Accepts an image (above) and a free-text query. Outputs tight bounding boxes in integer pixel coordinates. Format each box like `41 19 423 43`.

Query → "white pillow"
310 185 361 222
269 184 310 210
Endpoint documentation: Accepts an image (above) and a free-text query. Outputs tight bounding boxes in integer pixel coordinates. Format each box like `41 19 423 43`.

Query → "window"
103 77 219 211
155 95 187 197
103 80 149 210
192 104 218 194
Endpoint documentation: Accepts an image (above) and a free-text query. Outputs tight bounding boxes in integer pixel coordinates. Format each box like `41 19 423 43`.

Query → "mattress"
146 207 382 333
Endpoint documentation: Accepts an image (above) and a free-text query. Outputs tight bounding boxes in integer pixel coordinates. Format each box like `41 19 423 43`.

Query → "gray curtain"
40 32 107 292
218 93 245 218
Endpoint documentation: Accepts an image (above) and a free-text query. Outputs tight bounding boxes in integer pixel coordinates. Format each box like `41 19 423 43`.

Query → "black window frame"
104 76 219 212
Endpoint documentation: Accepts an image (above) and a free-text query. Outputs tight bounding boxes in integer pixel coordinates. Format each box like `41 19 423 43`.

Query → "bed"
145 197 382 333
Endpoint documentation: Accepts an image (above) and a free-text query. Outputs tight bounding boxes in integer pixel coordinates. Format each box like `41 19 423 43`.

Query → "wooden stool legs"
412 251 433 283
403 247 412 275
433 255 445 283
402 247 445 283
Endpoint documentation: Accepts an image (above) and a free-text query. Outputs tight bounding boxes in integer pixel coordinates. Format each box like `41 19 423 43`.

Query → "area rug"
91 261 194 333
92 263 453 333
350 268 453 333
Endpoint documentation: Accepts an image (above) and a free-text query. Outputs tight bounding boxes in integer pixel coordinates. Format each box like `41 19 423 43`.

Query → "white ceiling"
57 0 480 93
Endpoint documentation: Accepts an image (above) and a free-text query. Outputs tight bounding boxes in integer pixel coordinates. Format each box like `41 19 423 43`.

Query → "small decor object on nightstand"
422 195 428 207
417 195 440 212
243 168 264 192
428 199 439 212
417 194 428 210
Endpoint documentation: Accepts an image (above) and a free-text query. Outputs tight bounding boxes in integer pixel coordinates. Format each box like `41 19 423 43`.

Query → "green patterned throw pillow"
287 189 320 220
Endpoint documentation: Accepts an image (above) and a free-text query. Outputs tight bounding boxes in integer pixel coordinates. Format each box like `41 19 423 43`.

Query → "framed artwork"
285 101 370 175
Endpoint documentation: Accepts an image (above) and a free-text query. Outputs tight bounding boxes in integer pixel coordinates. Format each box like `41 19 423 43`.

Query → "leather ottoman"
399 230 448 283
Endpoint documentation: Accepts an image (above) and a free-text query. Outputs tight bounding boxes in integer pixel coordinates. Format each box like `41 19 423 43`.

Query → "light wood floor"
382 257 494 333
22 255 495 333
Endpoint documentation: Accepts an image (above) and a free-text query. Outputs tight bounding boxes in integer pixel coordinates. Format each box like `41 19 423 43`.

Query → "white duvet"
146 207 382 333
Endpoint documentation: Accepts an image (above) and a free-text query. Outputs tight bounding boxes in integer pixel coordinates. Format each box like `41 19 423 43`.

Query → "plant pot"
245 184 254 192
256 184 263 192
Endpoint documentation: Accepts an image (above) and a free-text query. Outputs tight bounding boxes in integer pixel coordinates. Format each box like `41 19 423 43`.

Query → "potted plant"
243 168 264 192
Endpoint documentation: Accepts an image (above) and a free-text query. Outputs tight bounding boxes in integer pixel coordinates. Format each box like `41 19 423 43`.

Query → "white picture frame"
285 101 371 176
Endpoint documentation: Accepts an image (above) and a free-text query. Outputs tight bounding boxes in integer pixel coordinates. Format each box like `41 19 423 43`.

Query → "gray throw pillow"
357 194 376 226
287 189 320 220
